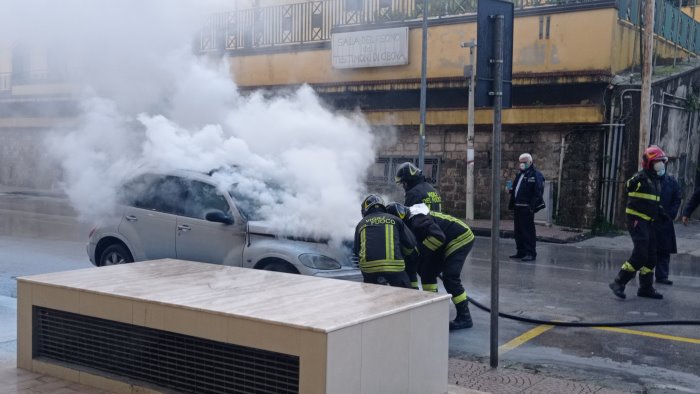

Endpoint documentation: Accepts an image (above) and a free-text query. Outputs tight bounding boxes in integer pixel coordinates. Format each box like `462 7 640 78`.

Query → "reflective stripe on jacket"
405 181 442 212
625 170 661 222
353 212 416 273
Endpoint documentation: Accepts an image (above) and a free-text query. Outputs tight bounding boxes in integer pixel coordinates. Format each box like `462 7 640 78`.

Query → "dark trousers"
514 207 536 257
420 242 473 300
362 271 411 288
616 216 658 288
656 253 670 280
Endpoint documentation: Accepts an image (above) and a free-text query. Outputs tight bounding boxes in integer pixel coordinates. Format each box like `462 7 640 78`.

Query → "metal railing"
618 0 700 53
199 0 605 52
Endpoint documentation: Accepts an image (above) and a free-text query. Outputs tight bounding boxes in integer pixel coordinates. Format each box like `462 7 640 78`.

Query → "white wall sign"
332 27 409 69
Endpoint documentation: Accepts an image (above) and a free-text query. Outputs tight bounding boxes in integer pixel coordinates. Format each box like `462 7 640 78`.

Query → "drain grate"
34 306 299 393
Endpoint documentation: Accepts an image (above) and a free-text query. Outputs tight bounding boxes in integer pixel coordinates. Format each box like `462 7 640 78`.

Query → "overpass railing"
618 0 700 54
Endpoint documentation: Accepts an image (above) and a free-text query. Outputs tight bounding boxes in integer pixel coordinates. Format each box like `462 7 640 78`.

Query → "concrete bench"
18 259 450 394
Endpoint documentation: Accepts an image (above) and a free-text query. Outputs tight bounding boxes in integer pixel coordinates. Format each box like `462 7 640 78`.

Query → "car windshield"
227 180 284 222
228 189 264 221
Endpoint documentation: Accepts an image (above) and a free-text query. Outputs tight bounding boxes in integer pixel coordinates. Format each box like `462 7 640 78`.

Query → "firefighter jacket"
406 209 475 261
508 165 545 212
405 178 442 212
625 169 662 222
353 212 417 274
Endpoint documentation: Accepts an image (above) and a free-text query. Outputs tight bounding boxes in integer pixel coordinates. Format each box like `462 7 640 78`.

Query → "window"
368 157 441 186
183 181 231 220
123 175 185 215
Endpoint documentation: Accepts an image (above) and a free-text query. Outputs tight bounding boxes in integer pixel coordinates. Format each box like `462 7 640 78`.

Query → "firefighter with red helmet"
353 194 417 288
609 145 668 300
395 162 442 212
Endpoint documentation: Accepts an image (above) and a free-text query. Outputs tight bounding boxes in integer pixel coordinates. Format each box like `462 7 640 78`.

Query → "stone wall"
376 123 604 229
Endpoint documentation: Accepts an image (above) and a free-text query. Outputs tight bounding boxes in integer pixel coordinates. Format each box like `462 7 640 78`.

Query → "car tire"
99 244 134 266
262 261 298 274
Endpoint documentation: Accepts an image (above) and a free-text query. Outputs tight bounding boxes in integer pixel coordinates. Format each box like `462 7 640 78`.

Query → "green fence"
618 0 700 54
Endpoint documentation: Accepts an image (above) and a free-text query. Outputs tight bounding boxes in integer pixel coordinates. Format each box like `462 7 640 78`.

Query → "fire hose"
467 297 700 327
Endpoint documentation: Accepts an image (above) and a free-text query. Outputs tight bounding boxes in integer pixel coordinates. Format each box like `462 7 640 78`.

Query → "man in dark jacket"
387 202 475 330
681 187 700 225
609 146 667 300
508 153 545 262
395 162 442 212
655 173 681 285
353 194 417 288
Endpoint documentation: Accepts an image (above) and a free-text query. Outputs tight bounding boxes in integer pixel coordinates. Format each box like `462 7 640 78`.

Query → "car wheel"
99 244 133 266
262 261 298 274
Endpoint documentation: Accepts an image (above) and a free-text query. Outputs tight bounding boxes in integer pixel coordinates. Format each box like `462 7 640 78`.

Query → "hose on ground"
467 298 700 327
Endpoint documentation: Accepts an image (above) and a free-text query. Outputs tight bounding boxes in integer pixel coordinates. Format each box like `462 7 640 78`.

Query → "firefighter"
395 162 442 212
353 194 417 288
387 202 475 330
609 145 667 300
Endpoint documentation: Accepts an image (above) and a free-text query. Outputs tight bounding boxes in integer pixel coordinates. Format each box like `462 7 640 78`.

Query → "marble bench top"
19 259 450 332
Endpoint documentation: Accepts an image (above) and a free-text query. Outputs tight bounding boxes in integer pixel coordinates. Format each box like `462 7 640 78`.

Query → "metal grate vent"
34 306 299 394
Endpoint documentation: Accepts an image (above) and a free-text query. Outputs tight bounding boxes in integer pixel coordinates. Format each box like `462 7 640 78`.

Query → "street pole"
639 0 655 168
465 40 476 221
418 0 428 170
489 13 504 369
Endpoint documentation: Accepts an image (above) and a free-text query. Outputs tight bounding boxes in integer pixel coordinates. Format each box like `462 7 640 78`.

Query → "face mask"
653 161 666 176
519 162 529 171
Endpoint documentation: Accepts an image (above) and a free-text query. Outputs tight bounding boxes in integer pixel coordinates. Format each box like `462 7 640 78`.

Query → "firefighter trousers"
420 241 473 301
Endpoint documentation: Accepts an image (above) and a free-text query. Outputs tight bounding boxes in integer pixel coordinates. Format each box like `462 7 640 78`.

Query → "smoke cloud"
3 0 379 243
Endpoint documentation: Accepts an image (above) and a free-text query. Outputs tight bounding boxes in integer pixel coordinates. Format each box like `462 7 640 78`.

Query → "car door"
117 174 182 260
175 180 246 266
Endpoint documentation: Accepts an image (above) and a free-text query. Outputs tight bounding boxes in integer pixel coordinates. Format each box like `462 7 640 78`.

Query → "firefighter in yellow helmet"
609 145 667 300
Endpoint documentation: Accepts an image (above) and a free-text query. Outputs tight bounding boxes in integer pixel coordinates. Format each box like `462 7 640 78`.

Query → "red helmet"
642 145 668 170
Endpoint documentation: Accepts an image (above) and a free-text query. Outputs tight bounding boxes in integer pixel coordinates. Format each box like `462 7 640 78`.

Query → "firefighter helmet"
361 194 385 216
386 202 409 220
642 145 668 170
395 162 422 184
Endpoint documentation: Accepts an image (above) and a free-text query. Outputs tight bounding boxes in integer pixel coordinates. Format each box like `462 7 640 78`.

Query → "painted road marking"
498 325 700 356
498 324 554 355
594 327 700 344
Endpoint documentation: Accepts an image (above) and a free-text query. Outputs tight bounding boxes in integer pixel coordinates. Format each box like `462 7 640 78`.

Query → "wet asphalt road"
0 190 699 392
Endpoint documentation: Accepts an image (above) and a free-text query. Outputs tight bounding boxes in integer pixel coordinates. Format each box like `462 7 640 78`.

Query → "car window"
123 175 185 215
183 180 231 220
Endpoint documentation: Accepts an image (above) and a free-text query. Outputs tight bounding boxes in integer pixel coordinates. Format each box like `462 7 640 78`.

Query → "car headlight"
299 253 342 270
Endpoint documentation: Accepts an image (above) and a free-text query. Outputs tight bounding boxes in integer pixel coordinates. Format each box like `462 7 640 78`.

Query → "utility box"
17 259 450 394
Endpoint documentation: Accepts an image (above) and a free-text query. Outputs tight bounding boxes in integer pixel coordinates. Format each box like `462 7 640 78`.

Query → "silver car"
87 170 360 279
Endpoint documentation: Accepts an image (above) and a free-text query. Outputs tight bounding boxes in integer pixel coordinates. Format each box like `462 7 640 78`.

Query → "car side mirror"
205 210 234 225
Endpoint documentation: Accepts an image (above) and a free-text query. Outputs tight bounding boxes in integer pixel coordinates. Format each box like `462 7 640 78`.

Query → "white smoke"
3 0 379 243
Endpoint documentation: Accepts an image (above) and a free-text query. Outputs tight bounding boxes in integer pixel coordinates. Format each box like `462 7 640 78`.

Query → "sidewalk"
0 358 624 394
466 219 590 243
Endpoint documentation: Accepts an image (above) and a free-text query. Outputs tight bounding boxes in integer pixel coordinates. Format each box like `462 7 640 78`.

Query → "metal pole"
639 0 655 168
418 0 429 170
489 13 504 370
466 40 476 221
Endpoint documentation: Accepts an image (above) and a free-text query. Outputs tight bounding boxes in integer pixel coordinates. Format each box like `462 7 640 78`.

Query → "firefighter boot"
609 270 635 299
637 272 663 299
449 301 473 330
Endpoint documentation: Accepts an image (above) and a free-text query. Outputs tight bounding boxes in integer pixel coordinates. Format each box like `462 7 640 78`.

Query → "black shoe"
656 278 673 285
450 302 473 330
520 255 536 262
609 281 626 299
509 253 525 259
637 287 663 299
